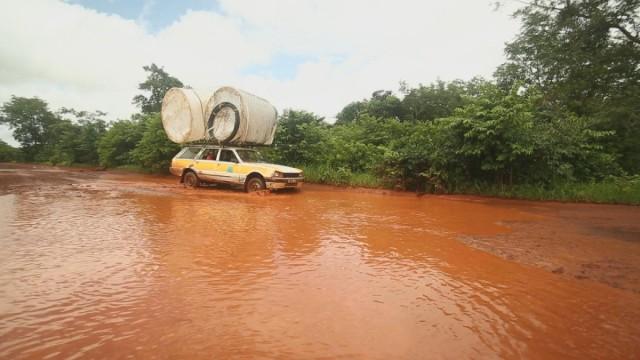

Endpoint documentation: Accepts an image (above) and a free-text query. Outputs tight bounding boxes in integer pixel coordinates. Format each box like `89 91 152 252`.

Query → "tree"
0 96 60 161
97 119 144 167
500 0 639 105
400 80 469 122
335 90 403 124
58 108 107 164
367 90 404 120
429 83 618 186
0 140 19 162
497 0 640 172
46 119 81 165
336 101 366 124
272 110 328 165
132 64 184 114
131 113 180 172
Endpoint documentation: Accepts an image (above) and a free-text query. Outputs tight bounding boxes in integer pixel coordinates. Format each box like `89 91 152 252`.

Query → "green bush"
300 164 383 188
130 113 180 172
0 140 20 162
97 119 144 167
269 80 628 203
459 176 640 205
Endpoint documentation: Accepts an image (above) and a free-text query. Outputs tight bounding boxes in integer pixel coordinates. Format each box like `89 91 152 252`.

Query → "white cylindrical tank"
204 87 278 145
161 88 206 143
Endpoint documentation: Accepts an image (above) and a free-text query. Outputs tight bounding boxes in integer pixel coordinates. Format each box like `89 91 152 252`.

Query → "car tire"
245 176 266 193
183 171 199 188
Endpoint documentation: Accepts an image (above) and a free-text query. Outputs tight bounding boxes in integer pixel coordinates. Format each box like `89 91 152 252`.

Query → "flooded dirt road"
1 164 640 359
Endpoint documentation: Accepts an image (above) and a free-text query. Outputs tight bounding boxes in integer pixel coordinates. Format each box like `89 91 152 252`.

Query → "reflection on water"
0 172 639 359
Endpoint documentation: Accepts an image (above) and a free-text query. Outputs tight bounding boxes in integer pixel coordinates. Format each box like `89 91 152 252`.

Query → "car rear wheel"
183 171 199 188
245 177 266 193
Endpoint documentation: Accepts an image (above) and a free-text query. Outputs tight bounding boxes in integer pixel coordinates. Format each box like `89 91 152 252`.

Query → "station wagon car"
170 145 304 192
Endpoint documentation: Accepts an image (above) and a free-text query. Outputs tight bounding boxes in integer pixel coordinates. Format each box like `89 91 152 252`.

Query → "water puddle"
0 166 639 359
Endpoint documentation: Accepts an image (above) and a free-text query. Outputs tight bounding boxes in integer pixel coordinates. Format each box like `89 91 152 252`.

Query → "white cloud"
0 0 520 145
152 10 273 88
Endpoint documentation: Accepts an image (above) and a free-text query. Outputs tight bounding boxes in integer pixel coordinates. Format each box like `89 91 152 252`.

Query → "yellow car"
170 145 304 192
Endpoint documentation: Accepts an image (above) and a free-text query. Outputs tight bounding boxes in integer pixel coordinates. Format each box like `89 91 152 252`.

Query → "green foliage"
460 175 640 205
0 96 59 161
132 63 184 114
130 113 181 172
336 90 403 124
400 80 469 121
367 90 403 120
0 96 107 165
97 119 144 167
335 101 366 124
336 78 493 124
272 77 624 200
45 110 107 165
498 0 640 172
58 109 107 164
45 119 81 165
0 64 183 173
96 113 178 172
301 164 383 187
428 84 618 187
271 110 329 165
0 140 20 162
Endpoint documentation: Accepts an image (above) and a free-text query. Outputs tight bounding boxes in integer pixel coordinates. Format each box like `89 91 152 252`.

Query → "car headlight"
299 171 304 177
273 171 283 177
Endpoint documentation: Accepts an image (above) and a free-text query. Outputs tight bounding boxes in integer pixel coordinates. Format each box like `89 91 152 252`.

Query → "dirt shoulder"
456 199 640 293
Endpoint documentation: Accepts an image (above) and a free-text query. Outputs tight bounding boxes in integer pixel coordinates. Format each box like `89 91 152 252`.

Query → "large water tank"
161 88 207 144
204 87 278 145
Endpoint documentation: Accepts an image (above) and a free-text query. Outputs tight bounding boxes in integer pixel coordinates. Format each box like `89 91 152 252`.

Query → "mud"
1 163 639 359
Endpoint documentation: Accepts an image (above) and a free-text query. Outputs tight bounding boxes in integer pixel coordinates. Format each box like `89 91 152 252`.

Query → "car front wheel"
245 177 266 193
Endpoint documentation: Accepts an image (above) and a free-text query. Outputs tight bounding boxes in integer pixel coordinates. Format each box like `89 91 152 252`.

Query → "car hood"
243 162 302 174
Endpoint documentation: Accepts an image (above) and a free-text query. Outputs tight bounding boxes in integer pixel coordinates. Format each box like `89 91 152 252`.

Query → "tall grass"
300 164 383 188
301 165 640 205
460 176 640 204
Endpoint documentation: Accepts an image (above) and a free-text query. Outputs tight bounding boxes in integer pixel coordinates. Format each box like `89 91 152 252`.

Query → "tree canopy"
132 63 184 114
0 96 59 161
496 0 640 171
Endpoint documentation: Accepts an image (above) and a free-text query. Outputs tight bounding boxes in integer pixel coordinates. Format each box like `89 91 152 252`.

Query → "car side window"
219 150 239 163
199 149 219 161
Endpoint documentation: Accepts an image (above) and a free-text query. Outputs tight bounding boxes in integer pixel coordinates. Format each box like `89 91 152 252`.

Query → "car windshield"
235 149 264 163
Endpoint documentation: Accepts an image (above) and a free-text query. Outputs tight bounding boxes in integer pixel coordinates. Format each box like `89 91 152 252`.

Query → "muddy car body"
170 145 304 192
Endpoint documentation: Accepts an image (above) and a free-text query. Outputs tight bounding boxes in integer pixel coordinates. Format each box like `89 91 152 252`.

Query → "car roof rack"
182 140 268 150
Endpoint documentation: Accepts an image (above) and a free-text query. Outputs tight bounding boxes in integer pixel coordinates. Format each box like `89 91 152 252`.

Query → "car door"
193 148 219 182
214 149 242 184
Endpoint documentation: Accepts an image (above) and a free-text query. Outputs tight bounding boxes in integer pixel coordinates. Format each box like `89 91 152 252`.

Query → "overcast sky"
0 0 521 146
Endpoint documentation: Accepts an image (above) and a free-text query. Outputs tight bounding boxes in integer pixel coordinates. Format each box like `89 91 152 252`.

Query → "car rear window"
177 147 201 159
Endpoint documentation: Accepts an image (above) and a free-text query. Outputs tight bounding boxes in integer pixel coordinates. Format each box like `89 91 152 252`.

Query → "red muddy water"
0 164 639 359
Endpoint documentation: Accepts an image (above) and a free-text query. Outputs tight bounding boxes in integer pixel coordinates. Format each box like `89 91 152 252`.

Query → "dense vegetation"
268 0 640 203
0 65 181 172
0 0 638 203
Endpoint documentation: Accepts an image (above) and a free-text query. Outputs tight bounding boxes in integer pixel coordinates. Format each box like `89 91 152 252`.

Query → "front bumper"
265 177 304 190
